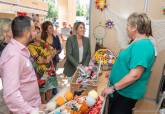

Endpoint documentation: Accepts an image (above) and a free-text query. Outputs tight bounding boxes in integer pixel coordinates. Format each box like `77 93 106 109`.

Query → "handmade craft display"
76 65 98 85
48 90 103 114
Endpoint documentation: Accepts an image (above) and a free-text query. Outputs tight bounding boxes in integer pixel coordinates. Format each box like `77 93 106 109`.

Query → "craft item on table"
51 91 100 113
74 96 86 104
46 102 56 112
88 96 104 114
59 109 68 114
74 89 85 96
105 19 114 29
76 65 98 85
77 65 87 75
88 90 98 100
55 99 82 114
64 91 74 101
86 96 96 107
55 96 65 106
54 112 60 114
79 102 89 114
94 49 116 65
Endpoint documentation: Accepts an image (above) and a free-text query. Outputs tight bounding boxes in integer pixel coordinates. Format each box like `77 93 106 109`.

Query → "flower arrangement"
94 49 116 65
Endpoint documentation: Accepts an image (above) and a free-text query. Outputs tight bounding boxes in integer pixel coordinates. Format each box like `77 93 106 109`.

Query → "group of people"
0 14 91 113
0 12 156 114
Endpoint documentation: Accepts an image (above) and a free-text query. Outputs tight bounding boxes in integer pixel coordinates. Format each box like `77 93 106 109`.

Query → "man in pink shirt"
0 16 43 114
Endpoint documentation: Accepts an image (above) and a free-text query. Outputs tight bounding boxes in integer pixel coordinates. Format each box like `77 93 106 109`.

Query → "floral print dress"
28 40 58 93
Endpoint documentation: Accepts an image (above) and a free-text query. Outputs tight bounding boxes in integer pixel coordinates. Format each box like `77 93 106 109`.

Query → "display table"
47 70 110 114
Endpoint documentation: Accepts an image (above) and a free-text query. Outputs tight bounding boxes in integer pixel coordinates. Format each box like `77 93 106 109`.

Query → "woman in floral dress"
28 34 58 103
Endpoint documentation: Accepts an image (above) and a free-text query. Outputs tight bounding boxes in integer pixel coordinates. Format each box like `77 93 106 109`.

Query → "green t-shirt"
109 39 155 99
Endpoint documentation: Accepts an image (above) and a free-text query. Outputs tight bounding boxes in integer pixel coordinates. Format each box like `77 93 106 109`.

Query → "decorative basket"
94 49 116 71
101 64 112 71
70 68 98 95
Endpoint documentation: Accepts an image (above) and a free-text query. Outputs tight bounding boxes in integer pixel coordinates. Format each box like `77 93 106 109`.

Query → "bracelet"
111 85 117 91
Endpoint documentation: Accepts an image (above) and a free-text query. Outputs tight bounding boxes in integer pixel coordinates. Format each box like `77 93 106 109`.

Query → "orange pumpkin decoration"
79 102 89 114
55 96 65 106
70 110 80 114
64 91 73 101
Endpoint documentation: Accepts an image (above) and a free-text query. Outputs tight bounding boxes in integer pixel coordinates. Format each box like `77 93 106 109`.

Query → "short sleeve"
129 41 154 69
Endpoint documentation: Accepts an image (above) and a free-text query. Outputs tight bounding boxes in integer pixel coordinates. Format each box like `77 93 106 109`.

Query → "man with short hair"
0 16 43 114
61 21 71 40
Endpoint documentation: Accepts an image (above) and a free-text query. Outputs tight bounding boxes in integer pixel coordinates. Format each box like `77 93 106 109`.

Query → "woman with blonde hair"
0 22 12 55
102 12 156 114
64 22 91 81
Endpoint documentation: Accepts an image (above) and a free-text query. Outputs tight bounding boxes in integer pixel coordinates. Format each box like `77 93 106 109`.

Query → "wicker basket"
70 69 98 95
101 64 112 71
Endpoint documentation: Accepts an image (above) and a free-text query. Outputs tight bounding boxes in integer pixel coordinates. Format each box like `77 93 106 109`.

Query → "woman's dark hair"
11 16 31 38
41 21 53 41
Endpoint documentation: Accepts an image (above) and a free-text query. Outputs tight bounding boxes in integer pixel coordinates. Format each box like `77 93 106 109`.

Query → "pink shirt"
0 39 41 114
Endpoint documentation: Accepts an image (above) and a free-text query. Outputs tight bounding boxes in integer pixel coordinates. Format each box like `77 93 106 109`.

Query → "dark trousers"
109 92 137 114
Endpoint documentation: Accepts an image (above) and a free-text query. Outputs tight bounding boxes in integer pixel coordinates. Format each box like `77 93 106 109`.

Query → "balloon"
46 102 56 111
64 91 73 101
86 96 96 107
88 90 98 99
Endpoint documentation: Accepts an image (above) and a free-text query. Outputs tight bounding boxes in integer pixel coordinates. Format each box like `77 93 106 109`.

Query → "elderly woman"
102 12 156 114
64 22 91 81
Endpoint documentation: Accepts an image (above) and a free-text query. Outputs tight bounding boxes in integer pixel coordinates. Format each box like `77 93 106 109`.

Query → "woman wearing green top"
102 13 156 114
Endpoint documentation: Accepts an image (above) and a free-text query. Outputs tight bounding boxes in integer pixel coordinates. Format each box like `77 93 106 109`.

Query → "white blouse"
79 47 83 63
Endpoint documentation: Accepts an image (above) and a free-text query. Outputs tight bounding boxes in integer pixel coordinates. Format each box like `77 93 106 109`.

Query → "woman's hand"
52 49 57 57
101 87 115 97
46 55 52 63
